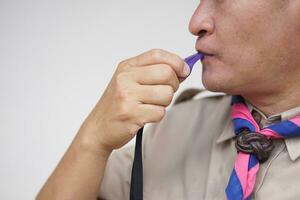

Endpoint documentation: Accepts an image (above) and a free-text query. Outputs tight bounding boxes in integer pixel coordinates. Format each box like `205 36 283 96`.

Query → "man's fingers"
127 64 180 92
136 85 174 106
133 104 166 126
126 49 189 78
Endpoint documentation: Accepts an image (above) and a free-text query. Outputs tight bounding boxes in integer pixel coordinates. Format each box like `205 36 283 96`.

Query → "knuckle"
115 73 125 82
175 57 185 68
150 48 164 61
116 72 132 85
150 48 163 54
165 86 174 103
156 107 166 121
172 84 179 93
136 118 146 128
171 56 185 75
160 66 174 82
127 125 139 137
117 59 132 71
116 87 131 105
169 52 184 67
118 103 131 120
117 60 127 70
117 89 127 102
115 74 127 89
127 130 136 138
115 76 130 99
165 85 174 96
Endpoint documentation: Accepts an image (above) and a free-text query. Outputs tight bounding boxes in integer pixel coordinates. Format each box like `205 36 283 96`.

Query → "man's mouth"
197 50 214 58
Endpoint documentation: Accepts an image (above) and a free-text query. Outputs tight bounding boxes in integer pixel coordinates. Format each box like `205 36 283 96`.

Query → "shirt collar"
216 99 300 161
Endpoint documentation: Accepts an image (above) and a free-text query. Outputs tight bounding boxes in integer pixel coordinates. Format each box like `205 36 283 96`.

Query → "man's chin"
203 84 226 93
202 76 232 94
202 79 244 96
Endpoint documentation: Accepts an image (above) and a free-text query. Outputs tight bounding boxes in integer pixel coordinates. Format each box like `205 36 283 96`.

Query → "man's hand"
36 49 190 200
81 49 190 153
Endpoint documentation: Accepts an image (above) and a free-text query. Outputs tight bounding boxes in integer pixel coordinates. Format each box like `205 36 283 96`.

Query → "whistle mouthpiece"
184 52 204 72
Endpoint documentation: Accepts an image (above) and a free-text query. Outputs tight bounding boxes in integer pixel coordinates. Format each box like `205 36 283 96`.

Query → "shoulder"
173 88 226 105
169 88 231 116
145 88 232 133
142 88 232 153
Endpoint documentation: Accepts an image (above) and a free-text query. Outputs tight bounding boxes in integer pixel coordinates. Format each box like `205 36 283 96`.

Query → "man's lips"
196 49 214 57
195 41 216 57
195 36 217 56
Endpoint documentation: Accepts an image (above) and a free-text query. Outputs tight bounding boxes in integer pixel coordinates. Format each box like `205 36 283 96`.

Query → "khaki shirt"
98 91 300 200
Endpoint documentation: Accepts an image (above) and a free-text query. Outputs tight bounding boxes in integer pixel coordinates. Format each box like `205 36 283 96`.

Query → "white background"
0 0 204 199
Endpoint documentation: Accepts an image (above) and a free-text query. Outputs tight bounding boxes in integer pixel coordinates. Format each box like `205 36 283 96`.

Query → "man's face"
189 0 300 96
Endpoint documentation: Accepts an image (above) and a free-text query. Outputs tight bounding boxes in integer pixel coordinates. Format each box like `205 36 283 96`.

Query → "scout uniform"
98 89 300 200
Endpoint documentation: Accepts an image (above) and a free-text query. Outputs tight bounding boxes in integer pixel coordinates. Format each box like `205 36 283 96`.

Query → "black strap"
130 127 144 200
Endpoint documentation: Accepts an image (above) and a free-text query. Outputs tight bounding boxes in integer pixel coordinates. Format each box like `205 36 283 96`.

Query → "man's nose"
188 3 215 38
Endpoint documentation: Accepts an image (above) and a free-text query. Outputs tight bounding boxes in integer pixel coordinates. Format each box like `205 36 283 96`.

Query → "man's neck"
243 85 300 117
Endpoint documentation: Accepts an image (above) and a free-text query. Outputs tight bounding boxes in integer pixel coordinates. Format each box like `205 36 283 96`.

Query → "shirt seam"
254 142 286 198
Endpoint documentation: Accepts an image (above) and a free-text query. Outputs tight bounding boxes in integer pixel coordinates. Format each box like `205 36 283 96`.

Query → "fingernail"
183 62 190 77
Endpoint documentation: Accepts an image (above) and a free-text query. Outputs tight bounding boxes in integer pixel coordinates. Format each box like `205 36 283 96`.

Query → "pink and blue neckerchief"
226 95 300 200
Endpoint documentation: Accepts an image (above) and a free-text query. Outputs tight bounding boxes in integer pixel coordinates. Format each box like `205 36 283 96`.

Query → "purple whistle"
184 52 204 73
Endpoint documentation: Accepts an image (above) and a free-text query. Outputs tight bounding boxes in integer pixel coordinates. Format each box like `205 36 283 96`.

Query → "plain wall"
0 0 204 199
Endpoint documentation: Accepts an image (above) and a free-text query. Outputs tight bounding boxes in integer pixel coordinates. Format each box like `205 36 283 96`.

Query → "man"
37 1 300 199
